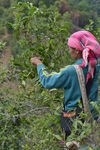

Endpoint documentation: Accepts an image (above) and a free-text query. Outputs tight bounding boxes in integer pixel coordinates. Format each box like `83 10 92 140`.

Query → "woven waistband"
63 111 76 118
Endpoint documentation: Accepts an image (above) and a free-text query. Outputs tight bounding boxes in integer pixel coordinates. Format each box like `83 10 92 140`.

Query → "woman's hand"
31 57 42 65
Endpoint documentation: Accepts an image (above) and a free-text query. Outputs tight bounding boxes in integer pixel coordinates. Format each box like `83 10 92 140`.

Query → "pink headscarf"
67 30 100 82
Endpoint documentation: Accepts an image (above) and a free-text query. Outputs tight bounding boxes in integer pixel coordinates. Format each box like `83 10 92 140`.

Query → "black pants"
61 107 82 140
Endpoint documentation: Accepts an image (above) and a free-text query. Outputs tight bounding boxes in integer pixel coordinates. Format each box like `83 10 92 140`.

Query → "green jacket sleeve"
37 64 70 89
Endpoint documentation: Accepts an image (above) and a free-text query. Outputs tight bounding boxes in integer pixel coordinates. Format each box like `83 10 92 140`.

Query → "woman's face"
69 47 81 60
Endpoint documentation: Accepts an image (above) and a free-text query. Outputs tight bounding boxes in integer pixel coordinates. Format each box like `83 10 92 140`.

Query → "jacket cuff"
37 63 45 74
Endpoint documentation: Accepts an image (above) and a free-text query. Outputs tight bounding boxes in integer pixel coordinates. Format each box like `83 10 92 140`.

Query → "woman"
31 30 100 141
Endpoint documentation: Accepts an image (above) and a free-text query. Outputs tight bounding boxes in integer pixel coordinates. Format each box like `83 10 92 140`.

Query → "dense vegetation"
0 0 100 149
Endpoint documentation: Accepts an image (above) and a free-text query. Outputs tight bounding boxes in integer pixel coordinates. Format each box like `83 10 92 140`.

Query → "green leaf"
53 134 62 141
22 80 26 86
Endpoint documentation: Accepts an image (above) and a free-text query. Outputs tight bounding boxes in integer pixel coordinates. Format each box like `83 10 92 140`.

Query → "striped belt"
63 111 76 118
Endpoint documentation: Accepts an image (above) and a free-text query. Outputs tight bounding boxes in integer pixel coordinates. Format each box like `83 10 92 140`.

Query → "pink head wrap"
67 30 100 82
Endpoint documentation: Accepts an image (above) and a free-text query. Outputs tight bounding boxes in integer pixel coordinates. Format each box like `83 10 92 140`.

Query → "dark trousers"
61 107 82 140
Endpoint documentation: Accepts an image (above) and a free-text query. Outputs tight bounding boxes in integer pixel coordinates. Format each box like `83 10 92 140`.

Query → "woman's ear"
76 51 79 54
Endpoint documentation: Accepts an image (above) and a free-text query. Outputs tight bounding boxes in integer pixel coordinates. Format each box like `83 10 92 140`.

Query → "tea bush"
0 1 100 150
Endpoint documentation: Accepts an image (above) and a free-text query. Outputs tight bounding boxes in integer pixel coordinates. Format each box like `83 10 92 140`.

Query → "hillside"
0 0 100 149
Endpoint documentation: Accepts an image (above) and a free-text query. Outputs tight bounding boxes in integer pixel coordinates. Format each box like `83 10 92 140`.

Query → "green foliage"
0 0 11 8
68 111 92 141
0 7 4 17
0 1 14 35
0 0 100 149
5 9 14 34
16 0 58 7
0 68 8 84
11 2 73 81
78 1 91 11
0 41 6 54
85 19 100 42
67 0 100 28
0 72 63 149
67 0 100 14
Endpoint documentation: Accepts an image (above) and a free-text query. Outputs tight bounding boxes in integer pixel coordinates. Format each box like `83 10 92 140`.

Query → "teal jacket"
37 59 99 118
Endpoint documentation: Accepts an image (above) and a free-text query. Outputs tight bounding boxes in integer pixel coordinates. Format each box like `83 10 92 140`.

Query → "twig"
0 107 51 120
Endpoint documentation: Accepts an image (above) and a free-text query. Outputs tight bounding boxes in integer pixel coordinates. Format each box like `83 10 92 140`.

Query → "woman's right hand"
31 57 42 65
